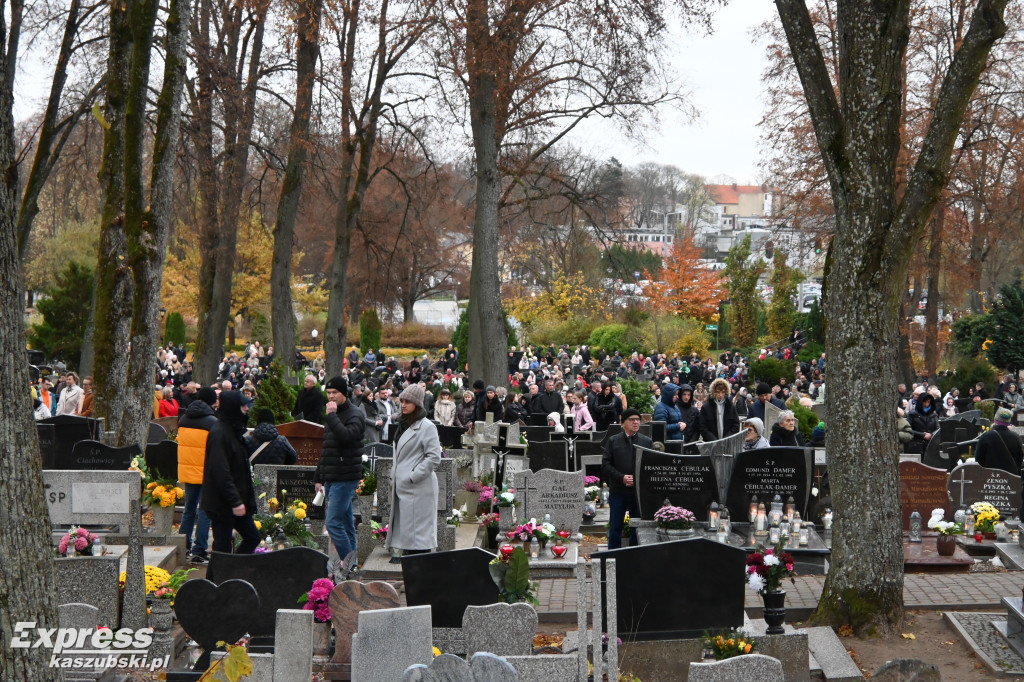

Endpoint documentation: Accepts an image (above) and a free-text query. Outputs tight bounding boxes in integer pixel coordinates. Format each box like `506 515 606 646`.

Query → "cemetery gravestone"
147 422 167 445
513 469 586 534
206 546 329 639
401 548 497 628
41 415 100 469
438 425 467 449
526 440 570 472
899 461 951 529
463 603 537 657
947 462 1023 518
376 458 392 523
276 419 325 467
253 464 325 522
145 440 178 480
55 557 121 632
329 581 401 663
523 425 554 443
364 441 394 465
151 416 179 437
725 447 812 520
764 401 783 433
38 423 55 468
58 603 107 680
634 447 719 521
62 440 140 471
649 421 666 444
593 538 746 639
173 578 261 668
352 605 433 682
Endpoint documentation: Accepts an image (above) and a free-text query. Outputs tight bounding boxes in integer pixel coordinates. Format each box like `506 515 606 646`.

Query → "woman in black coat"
906 393 939 454
769 410 805 447
697 378 740 441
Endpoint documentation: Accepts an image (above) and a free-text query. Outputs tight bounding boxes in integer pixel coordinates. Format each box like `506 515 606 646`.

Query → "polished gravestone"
899 461 951 529
725 447 812 520
40 415 100 469
438 424 467 448
62 440 140 470
276 419 324 466
147 421 167 445
172 578 260 671
401 548 497 628
206 546 329 639
947 461 1023 518
522 425 555 442
593 538 746 639
634 446 718 521
145 440 178 480
38 423 56 468
330 580 401 664
526 439 571 472
255 464 325 522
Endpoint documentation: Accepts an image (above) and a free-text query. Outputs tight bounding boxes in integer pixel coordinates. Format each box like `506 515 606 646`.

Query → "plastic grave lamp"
499 544 515 558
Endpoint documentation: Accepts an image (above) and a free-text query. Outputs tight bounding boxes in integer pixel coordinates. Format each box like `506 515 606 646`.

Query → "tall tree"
443 0 714 387
190 0 271 383
723 234 765 347
270 0 322 367
0 2 63 678
647 234 723 320
774 0 1009 631
766 248 804 339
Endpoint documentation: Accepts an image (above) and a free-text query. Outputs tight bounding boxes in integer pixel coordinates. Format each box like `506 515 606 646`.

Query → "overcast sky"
571 0 779 184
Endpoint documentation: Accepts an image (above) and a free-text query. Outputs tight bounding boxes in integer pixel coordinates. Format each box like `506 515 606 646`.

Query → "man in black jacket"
535 379 564 416
314 376 365 563
602 409 653 549
200 391 261 554
293 374 325 424
976 408 1024 475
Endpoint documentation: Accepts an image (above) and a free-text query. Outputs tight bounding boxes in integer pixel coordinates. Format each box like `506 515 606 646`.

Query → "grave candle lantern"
784 496 796 519
769 526 782 544
792 511 802 536
749 495 759 523
799 527 809 545
708 502 720 532
769 495 784 527
909 510 922 543
755 503 768 533
964 508 976 536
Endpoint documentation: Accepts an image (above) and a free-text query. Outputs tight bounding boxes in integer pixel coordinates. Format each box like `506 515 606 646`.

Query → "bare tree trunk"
897 297 916 385
0 1 64 678
465 0 508 389
271 0 321 368
923 209 944 378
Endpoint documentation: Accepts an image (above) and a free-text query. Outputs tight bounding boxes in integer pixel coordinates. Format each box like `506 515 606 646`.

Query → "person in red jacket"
158 386 180 418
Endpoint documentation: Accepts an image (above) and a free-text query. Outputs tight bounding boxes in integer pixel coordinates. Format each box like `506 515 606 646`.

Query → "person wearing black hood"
200 391 261 554
676 384 700 443
906 392 939 454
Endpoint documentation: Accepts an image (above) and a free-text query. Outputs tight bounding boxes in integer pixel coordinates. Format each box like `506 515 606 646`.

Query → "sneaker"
188 553 209 565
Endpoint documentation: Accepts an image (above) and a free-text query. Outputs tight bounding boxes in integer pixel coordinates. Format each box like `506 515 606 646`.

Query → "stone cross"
951 468 974 508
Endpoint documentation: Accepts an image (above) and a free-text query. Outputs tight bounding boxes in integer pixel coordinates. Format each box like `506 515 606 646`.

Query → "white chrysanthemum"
362 454 369 462
763 554 780 567
748 573 766 592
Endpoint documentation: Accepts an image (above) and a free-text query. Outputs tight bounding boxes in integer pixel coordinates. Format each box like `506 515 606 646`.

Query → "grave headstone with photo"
634 447 718 520
947 462 1023 518
276 420 324 467
725 447 812 520
513 469 586 535
899 461 951 529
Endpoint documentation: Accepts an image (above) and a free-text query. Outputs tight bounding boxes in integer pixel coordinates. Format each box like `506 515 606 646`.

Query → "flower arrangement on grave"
58 527 100 557
745 540 796 594
506 521 536 542
971 502 1000 533
297 577 335 623
356 468 376 496
479 512 500 529
495 489 517 508
476 485 495 514
464 480 484 494
702 628 756 660
928 509 963 536
622 512 631 538
489 546 539 605
152 567 196 601
446 506 466 527
584 475 601 486
131 456 185 508
584 485 600 502
253 499 318 548
371 522 389 541
654 505 696 530
532 520 556 546
119 565 172 595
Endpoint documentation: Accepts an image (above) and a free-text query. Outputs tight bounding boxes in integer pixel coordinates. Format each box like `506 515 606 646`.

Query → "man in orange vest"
177 387 218 564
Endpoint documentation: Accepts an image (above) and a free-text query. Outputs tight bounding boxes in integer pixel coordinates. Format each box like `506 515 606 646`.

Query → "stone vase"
761 589 787 635
148 598 174 631
150 504 174 535
312 620 332 657
354 495 374 523
659 526 695 540
936 534 956 556
454 491 478 521
498 506 516 531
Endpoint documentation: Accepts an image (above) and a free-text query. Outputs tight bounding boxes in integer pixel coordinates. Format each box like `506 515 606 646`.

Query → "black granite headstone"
525 413 549 427
401 548 498 628
522 425 554 442
145 440 178 480
593 538 745 639
62 440 140 470
634 447 718 520
664 440 686 455
947 462 1023 517
649 421 666 443
37 423 55 468
173 578 260 655
601 424 623 444
206 547 329 638
725 447 812 520
276 467 325 520
527 440 570 472
40 415 98 469
437 425 467 448
147 422 167 445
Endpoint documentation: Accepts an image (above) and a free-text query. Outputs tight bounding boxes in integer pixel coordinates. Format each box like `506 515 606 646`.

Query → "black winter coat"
601 430 654 493
769 423 805 447
293 387 325 424
315 400 365 483
245 423 298 465
200 392 258 515
697 398 740 442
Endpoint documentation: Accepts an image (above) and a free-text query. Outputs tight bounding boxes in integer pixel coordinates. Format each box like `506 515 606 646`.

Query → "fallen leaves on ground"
901 633 916 640
533 634 563 649
838 624 854 637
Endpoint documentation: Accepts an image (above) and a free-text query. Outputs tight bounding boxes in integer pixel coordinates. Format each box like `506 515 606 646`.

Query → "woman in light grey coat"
384 384 441 555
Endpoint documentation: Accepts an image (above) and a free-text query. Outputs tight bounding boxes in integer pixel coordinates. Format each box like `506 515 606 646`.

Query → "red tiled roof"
706 184 771 205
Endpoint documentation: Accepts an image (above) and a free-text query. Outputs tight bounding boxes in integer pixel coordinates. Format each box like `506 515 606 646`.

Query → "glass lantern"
708 502 720 532
769 495 784 527
965 508 976 536
798 527 809 545
755 503 768 533
769 526 782 544
784 496 796 519
748 495 759 523
908 510 922 543
792 511 802 536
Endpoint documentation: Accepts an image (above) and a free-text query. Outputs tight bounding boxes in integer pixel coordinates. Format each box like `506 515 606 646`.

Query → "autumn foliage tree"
645 234 723 320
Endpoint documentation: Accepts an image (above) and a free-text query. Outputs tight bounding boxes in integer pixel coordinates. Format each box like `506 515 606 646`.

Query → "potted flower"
488 546 539 605
354 468 376 522
446 506 466 528
134 456 184 535
371 522 389 544
654 505 696 538
745 540 796 634
149 567 196 630
297 577 336 656
700 628 757 660
457 481 483 519
477 486 495 516
928 509 963 556
495 489 518 530
253 500 319 548
971 501 1000 538
532 520 555 549
479 513 500 549
58 527 101 557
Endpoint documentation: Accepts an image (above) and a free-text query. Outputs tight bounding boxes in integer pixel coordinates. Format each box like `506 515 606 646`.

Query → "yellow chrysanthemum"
254 520 262 530
432 646 441 658
173 487 185 499
147 482 158 490
274 513 283 519
294 508 306 520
